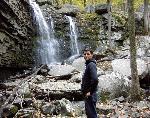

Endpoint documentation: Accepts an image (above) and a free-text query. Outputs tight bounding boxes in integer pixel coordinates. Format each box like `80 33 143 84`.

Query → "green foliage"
10 105 18 114
99 91 110 103
134 0 143 9
24 92 32 98
112 12 127 26
58 0 148 10
84 13 98 20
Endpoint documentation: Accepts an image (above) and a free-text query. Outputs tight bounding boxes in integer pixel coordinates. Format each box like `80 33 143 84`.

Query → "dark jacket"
81 59 98 96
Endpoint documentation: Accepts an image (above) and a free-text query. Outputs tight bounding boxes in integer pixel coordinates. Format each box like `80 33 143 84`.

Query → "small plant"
98 90 110 104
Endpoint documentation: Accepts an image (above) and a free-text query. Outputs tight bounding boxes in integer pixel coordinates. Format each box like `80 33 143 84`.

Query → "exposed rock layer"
0 0 35 68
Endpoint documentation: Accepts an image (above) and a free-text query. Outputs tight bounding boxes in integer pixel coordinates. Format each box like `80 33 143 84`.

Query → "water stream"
29 0 58 65
66 16 79 56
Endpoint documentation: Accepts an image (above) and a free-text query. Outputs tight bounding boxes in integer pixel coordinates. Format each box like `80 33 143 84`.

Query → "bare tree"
127 0 142 101
83 0 86 7
144 0 149 34
107 0 112 49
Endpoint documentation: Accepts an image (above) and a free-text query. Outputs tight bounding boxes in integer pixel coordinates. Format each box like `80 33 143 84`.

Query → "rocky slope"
0 0 35 68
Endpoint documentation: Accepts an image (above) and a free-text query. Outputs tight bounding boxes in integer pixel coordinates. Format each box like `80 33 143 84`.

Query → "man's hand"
86 92 90 97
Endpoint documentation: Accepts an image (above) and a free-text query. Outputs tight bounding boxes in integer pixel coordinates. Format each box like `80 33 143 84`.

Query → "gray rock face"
48 64 76 76
85 5 95 13
42 98 75 116
0 0 35 68
95 4 108 15
112 59 148 78
36 0 52 6
98 72 131 98
57 4 80 17
72 57 85 72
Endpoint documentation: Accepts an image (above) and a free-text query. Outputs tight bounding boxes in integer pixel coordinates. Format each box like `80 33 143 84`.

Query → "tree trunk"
62 0 66 4
55 0 59 6
83 0 86 7
123 0 128 15
127 0 141 101
144 0 149 34
69 0 72 4
107 0 112 49
91 0 94 4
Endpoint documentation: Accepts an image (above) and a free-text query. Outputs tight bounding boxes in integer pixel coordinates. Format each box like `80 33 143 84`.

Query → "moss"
10 105 18 114
99 91 110 103
55 31 65 38
84 13 98 20
112 12 127 26
24 92 32 98
77 13 100 42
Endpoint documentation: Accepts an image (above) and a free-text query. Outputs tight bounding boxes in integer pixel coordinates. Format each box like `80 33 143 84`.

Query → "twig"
0 65 45 118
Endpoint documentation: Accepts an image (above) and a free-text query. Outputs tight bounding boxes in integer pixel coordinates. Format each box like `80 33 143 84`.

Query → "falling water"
29 0 58 65
66 16 79 56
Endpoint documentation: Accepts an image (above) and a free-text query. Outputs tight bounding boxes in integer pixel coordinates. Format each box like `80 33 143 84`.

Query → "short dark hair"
83 46 93 54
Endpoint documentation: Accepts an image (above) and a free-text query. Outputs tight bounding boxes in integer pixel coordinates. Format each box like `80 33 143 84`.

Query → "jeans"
85 92 98 118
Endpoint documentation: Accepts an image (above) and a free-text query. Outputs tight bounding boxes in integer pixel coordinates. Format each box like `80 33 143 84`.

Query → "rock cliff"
0 0 35 68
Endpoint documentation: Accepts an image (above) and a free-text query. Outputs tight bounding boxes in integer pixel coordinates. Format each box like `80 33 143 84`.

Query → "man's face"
83 51 93 61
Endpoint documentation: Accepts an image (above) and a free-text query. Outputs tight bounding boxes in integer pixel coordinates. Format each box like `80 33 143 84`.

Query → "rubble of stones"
0 65 149 117
0 36 150 117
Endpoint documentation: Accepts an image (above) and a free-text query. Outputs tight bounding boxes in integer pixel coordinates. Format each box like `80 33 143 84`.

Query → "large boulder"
84 5 95 13
72 57 85 72
111 59 148 79
35 80 82 100
95 4 108 15
98 72 131 98
57 4 80 17
36 0 52 6
137 36 150 57
48 64 76 76
42 98 75 116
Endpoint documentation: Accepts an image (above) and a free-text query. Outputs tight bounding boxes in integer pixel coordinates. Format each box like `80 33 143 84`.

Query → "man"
81 47 98 118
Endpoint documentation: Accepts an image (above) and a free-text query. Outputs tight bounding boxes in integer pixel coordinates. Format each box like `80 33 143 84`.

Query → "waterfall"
29 0 58 65
66 16 79 56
